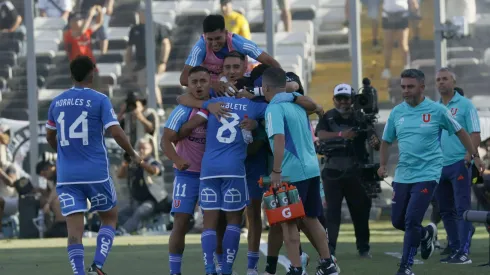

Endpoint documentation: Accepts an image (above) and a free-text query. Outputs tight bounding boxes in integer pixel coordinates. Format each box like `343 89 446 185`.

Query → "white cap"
333 83 353 96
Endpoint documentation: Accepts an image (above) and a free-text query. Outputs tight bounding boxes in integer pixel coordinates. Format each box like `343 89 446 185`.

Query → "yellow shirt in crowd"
224 11 251 39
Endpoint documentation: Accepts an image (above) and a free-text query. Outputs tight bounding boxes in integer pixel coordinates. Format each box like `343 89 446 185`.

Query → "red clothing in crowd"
63 28 95 62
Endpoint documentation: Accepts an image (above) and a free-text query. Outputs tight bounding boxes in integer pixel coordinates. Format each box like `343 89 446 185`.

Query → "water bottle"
241 115 253 144
263 190 278 210
37 209 45 239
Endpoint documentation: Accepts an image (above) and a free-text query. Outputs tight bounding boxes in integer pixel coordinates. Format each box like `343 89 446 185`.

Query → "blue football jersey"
200 97 268 179
46 87 119 185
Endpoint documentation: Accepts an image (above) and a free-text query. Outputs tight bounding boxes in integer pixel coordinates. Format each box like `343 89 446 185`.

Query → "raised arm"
177 111 208 139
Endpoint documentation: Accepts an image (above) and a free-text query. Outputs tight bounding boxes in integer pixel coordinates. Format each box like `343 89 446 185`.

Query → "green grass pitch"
0 221 489 274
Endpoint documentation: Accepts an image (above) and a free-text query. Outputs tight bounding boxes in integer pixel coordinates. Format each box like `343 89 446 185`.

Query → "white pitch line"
384 252 424 264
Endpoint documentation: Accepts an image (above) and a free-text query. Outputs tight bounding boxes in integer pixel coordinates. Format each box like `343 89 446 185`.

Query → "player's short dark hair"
249 64 271 83
400 69 425 84
36 160 53 175
455 87 464 96
224 51 245 62
262 67 287 88
188 66 210 77
70 55 95 82
203 14 225 33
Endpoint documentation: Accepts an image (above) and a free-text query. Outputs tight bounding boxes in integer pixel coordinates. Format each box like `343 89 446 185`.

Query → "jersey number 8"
216 112 240 144
57 111 89 146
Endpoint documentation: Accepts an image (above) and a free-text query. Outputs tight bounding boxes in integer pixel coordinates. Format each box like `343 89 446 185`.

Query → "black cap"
220 0 232 6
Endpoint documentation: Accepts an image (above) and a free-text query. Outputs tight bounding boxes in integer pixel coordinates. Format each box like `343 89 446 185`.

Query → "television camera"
315 78 382 198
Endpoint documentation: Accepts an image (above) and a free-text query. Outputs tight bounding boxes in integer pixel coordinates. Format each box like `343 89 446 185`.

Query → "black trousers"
322 169 371 255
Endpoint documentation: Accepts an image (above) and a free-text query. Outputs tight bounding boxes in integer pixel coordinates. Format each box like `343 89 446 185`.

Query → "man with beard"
315 83 380 259
36 159 68 238
435 67 480 264
378 69 485 275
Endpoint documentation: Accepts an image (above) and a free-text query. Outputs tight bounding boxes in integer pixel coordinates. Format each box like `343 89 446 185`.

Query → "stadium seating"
0 0 351 119
387 1 490 108
0 0 349 193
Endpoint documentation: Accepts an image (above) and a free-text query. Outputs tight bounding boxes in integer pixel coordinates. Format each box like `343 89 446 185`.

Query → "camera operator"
116 137 169 234
315 83 380 258
117 92 159 159
36 159 68 238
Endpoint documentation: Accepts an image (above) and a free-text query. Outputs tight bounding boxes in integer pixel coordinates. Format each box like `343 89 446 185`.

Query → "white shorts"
1 196 18 216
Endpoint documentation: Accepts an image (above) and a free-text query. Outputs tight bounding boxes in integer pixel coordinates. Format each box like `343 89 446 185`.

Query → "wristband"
202 100 210 110
272 169 282 174
338 131 342 137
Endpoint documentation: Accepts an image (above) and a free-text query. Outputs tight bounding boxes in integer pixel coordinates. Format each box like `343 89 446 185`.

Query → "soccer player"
377 69 485 275
161 66 212 275
435 68 480 263
263 67 338 275
45 55 142 275
179 14 280 87
176 72 269 275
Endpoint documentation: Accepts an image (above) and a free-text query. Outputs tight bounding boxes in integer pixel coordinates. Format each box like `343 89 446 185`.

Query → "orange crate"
265 202 305 225
265 201 305 226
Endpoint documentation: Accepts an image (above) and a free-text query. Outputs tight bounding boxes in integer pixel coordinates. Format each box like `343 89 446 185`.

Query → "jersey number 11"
57 111 89 146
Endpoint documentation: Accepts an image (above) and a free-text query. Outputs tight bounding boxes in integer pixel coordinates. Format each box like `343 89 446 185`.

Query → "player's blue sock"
247 251 260 270
67 244 85 275
202 229 217 274
169 253 182 274
221 225 241 274
93 225 115 268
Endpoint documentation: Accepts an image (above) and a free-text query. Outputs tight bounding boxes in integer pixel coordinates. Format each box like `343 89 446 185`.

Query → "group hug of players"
159 14 337 275
44 13 336 275
161 63 334 275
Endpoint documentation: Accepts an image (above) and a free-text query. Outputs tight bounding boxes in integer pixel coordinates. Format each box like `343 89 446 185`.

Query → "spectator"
63 8 103 63
0 159 18 239
345 0 381 49
38 0 73 22
36 159 68 238
116 138 168 235
0 124 11 164
79 0 114 54
409 0 422 41
117 92 159 157
447 0 476 34
380 0 419 79
220 0 251 39
262 0 292 32
0 1 24 34
124 2 171 110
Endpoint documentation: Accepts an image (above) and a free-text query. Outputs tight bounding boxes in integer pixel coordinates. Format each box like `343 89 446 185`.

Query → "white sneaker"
247 269 258 275
332 255 341 273
381 69 391 79
300 252 309 275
